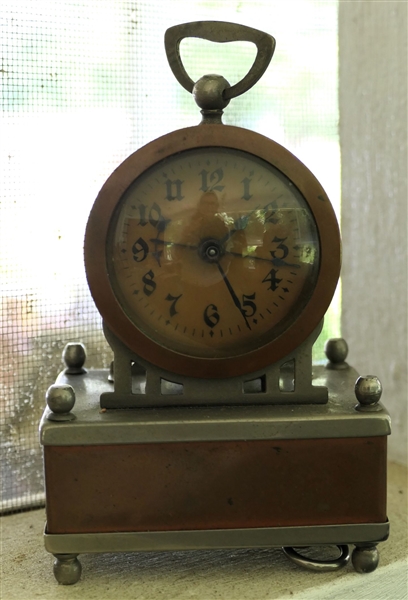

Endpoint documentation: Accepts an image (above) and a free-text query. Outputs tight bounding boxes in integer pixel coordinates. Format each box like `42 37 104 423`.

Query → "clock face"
106 148 320 359
85 125 340 378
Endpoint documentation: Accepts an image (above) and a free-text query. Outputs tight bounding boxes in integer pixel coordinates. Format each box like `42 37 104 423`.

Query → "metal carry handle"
282 545 350 572
165 21 275 100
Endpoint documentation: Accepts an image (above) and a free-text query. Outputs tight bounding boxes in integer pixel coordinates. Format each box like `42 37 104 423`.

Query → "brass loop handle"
282 545 350 572
165 21 275 100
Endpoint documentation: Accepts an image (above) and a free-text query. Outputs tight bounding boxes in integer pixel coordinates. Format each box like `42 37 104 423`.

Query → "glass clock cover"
84 125 340 378
108 147 319 359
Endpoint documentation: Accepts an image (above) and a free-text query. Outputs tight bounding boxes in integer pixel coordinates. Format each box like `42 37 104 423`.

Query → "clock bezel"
84 124 341 378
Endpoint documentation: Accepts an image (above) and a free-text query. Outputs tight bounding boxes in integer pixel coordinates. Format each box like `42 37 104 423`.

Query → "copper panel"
44 437 387 534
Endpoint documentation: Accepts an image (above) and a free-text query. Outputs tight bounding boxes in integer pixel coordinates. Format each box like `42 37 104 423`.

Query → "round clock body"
84 125 341 378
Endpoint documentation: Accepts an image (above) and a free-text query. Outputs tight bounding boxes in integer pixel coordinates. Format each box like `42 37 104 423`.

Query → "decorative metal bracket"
100 320 327 409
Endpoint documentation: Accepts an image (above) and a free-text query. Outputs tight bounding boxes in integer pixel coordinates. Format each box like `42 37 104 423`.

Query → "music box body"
40 21 390 584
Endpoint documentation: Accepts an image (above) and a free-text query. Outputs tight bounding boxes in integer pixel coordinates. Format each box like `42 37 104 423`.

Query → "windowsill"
1 462 406 599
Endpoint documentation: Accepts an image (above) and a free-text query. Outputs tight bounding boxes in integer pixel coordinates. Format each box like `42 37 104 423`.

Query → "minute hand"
217 262 251 331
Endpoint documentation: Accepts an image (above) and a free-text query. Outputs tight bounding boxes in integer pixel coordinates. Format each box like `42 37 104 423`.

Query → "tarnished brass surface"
164 21 275 100
40 367 391 443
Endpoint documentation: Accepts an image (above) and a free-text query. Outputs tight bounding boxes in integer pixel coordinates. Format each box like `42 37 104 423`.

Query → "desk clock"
40 22 390 585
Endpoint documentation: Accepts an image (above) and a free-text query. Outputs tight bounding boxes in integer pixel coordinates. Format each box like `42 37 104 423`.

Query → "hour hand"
224 250 301 269
270 257 301 269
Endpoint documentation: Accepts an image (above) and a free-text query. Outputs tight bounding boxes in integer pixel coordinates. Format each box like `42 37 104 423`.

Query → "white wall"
339 1 407 464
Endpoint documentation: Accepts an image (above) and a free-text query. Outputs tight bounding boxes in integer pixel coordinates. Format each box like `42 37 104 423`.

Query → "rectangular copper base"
44 436 387 534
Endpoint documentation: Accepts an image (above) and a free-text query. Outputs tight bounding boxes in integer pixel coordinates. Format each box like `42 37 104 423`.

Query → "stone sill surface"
1 462 407 600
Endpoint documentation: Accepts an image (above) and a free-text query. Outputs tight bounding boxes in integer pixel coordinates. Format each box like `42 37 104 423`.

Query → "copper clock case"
84 124 341 378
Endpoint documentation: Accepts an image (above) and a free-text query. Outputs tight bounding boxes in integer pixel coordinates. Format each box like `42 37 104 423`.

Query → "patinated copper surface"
45 437 386 534
84 125 341 379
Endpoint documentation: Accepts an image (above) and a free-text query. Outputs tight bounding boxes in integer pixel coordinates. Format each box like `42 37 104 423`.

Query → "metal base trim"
44 520 389 554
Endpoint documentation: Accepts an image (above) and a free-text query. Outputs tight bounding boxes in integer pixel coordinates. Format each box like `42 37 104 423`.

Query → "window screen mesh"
1 0 339 512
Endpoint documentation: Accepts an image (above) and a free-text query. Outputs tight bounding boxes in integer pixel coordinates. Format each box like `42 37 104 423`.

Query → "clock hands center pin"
149 203 260 258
